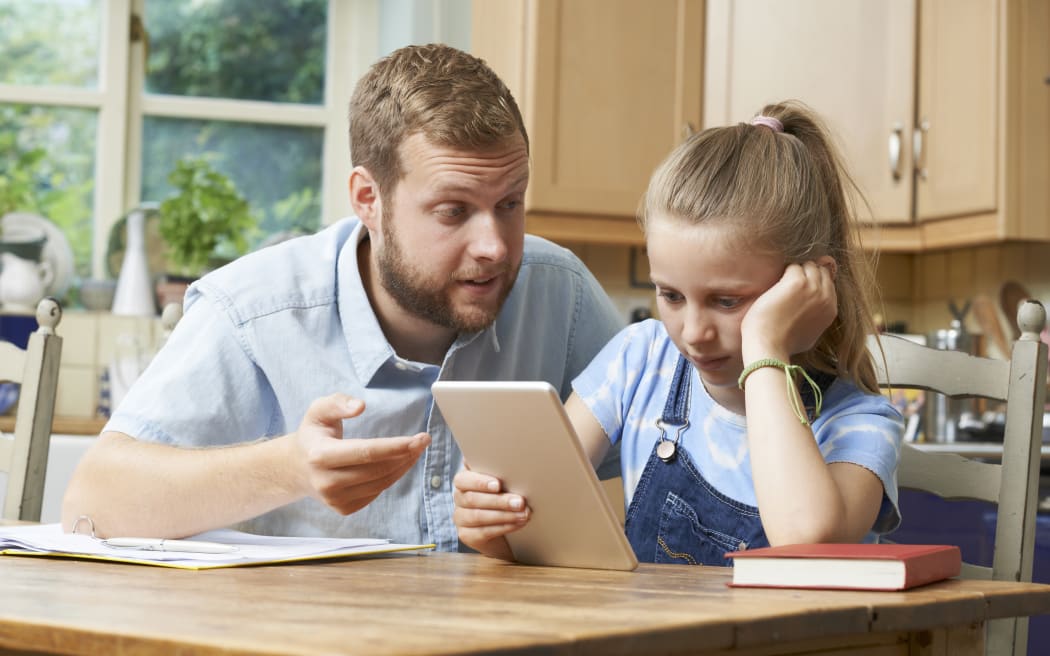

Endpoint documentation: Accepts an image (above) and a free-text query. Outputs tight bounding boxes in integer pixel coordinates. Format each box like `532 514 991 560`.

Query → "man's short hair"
349 43 529 197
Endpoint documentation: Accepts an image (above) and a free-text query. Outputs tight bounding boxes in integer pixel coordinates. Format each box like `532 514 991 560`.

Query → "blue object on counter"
0 312 37 416
0 382 17 414
0 312 37 349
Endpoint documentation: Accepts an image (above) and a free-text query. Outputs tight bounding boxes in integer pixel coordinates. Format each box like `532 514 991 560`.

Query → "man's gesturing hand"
292 394 431 515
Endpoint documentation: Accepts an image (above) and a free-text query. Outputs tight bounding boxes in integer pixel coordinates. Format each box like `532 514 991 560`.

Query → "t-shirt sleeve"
572 322 655 446
816 391 904 535
563 265 626 388
103 290 276 447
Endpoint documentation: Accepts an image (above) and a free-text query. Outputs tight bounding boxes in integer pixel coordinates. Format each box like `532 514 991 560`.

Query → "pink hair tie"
751 115 784 133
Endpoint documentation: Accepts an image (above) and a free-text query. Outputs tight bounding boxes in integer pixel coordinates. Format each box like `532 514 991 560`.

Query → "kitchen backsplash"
569 241 1050 339
27 240 1050 422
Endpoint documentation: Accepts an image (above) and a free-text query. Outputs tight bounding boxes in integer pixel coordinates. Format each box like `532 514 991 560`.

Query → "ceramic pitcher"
0 252 53 312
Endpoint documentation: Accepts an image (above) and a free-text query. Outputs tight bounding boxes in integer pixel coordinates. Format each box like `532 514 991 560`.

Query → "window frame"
1 0 381 278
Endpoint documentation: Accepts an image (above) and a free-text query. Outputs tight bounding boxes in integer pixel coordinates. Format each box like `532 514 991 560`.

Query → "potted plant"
158 155 257 279
151 156 256 308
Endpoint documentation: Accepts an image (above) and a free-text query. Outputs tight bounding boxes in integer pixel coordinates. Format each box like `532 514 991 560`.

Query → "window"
0 0 471 306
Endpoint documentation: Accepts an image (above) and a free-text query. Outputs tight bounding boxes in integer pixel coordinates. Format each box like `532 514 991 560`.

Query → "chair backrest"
0 298 63 521
869 299 1048 656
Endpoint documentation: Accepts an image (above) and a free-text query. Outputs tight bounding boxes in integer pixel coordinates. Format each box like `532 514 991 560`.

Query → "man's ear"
349 166 381 229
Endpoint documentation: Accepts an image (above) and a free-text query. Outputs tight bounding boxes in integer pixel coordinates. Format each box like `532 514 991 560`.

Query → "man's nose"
468 213 510 262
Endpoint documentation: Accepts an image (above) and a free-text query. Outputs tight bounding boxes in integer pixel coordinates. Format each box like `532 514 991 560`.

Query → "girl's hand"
740 257 838 363
452 468 530 560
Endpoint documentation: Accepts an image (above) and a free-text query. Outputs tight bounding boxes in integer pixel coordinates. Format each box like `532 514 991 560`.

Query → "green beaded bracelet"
737 358 823 426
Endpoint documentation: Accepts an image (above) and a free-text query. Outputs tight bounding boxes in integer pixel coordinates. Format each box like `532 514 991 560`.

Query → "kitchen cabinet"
704 0 1050 251
471 0 704 245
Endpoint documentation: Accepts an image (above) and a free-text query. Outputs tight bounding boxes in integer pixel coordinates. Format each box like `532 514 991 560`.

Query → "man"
62 44 623 551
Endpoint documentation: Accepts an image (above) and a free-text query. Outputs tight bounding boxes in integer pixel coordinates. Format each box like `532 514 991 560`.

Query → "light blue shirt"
105 218 624 550
573 319 903 539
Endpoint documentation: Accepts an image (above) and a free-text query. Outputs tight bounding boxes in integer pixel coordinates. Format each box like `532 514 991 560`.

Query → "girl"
453 101 903 565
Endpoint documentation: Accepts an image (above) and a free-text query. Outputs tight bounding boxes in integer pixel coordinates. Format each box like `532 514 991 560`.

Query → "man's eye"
436 205 466 218
496 199 522 211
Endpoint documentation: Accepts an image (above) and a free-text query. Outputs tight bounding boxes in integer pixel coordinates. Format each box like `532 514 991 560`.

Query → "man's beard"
376 218 518 333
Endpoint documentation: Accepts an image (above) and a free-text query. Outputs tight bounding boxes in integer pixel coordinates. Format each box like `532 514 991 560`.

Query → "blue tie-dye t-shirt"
573 319 904 540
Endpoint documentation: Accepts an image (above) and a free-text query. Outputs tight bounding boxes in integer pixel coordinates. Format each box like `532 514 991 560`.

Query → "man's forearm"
61 431 305 538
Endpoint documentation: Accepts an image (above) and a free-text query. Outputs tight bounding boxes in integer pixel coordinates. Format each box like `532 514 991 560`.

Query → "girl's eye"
715 297 742 309
657 289 683 304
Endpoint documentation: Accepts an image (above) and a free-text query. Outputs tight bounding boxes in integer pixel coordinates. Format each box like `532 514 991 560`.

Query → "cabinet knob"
682 122 696 140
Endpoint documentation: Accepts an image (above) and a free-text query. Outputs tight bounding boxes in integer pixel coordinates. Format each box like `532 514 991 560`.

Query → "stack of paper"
0 523 434 569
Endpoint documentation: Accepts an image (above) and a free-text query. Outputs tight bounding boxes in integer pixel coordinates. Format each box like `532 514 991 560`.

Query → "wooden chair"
0 298 63 521
870 300 1048 656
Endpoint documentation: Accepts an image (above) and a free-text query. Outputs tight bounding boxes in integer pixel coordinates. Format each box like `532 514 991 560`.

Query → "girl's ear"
816 255 838 280
349 166 381 230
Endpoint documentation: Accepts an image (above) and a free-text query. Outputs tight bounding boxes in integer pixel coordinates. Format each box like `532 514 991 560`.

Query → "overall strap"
661 355 692 426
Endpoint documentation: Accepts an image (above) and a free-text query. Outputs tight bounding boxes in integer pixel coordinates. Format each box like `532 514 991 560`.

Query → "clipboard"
433 380 638 571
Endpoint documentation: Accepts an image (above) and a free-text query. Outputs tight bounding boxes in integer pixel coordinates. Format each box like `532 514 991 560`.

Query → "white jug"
0 252 54 312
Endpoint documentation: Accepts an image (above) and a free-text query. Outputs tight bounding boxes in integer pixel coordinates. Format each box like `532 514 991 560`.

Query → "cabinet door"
477 0 704 218
704 0 917 225
915 0 998 222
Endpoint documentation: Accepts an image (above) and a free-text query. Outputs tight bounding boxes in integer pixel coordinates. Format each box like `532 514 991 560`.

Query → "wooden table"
1 551 1049 655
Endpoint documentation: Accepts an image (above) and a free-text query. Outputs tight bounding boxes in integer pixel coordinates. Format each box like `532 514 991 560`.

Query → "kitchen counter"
912 441 1050 461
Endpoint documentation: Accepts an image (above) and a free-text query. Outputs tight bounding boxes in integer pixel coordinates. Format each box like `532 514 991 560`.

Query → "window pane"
0 0 101 88
141 117 323 250
144 0 327 104
0 103 96 281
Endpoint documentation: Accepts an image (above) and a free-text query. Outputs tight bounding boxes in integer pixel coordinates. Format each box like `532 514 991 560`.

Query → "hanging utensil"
972 294 1010 359
998 280 1031 340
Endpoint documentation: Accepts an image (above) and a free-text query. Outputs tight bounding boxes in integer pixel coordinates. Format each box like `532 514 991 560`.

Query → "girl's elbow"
764 516 845 546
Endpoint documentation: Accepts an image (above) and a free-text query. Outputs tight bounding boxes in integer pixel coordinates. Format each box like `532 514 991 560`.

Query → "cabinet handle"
888 122 903 182
913 119 929 181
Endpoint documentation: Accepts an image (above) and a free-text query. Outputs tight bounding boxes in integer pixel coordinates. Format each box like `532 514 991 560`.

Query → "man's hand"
293 394 431 515
452 468 529 560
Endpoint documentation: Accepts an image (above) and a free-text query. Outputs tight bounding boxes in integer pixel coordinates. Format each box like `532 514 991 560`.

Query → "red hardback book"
725 543 962 591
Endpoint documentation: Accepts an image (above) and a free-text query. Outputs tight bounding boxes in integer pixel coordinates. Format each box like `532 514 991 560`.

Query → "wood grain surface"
1 552 1049 655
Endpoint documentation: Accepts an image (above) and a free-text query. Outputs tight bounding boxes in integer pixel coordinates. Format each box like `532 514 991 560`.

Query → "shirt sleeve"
562 263 625 394
815 388 905 536
103 289 277 447
572 321 657 446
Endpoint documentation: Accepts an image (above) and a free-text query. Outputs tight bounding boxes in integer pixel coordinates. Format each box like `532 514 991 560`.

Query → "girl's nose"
681 309 715 346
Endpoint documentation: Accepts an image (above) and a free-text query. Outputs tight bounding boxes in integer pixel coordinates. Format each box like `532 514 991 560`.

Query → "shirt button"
430 475 443 489
395 361 409 371
738 541 748 551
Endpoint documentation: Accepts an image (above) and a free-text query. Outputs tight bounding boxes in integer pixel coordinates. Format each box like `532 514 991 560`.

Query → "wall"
53 312 164 420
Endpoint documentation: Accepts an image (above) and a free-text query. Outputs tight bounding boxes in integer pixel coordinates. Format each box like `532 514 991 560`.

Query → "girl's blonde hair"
641 100 880 393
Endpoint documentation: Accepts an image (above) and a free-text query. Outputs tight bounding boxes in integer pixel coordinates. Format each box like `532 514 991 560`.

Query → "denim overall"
623 356 831 566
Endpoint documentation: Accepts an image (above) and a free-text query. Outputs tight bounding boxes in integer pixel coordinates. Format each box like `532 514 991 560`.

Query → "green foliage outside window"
0 105 94 276
1 0 328 286
145 0 326 104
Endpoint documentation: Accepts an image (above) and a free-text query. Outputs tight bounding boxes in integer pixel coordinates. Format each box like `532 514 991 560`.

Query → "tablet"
432 380 638 571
